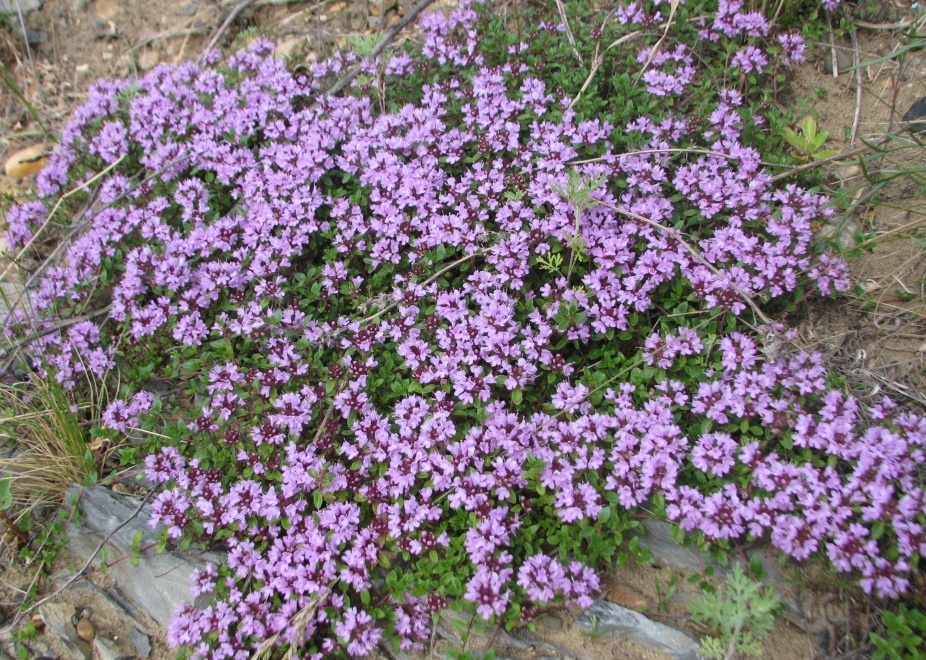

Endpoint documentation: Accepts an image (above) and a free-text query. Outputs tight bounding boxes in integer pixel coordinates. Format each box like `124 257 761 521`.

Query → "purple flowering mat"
2 0 924 657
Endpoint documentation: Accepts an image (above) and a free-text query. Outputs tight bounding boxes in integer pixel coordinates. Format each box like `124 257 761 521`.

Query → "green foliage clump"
689 564 781 659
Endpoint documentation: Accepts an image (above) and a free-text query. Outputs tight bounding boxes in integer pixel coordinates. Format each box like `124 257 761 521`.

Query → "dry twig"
324 0 440 97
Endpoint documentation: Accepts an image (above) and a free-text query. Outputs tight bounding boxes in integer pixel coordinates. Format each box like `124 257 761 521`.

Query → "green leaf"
0 477 12 510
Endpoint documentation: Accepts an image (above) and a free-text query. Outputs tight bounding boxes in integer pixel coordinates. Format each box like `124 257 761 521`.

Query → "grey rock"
576 600 701 660
38 602 91 660
0 0 40 15
130 626 152 658
904 97 926 134
638 519 702 572
823 48 853 76
94 635 129 660
21 28 48 46
637 519 785 584
92 19 116 39
66 485 223 628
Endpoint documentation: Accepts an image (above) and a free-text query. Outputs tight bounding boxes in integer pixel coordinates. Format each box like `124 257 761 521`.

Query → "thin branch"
852 18 913 30
0 155 127 284
359 252 477 326
849 28 863 147
554 0 583 65
17 487 158 621
324 0 440 97
569 31 643 109
22 153 192 294
633 0 679 84
0 306 113 367
199 0 254 64
827 20 839 79
770 144 871 182
601 200 772 326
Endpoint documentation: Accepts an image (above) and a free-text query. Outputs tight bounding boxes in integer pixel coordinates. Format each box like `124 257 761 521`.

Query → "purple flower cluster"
2 0 920 657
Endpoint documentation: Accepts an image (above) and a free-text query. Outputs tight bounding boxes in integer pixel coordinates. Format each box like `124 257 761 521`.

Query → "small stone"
76 617 95 642
176 1 198 16
71 0 89 11
904 97 926 133
39 603 90 660
5 143 49 178
93 636 119 660
535 613 563 630
31 613 45 632
823 48 853 76
274 37 304 61
368 0 397 13
93 19 117 39
385 12 401 27
135 26 158 43
129 626 152 658
0 0 40 15
74 63 92 83
606 584 649 611
22 28 49 46
93 0 117 19
115 53 135 76
94 631 136 660
137 49 159 71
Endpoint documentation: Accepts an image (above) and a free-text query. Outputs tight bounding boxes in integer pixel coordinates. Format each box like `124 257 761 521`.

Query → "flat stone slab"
576 600 702 660
66 485 222 628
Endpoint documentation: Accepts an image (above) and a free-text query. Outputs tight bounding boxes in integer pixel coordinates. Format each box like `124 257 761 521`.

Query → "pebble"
5 143 49 178
274 37 304 61
903 96 926 133
822 48 853 76
129 626 152 658
76 617 96 642
38 603 90 660
137 50 160 71
22 28 49 46
93 19 117 39
93 0 117 19
115 53 135 76
368 0 397 17
135 26 158 43
576 600 701 660
74 63 92 84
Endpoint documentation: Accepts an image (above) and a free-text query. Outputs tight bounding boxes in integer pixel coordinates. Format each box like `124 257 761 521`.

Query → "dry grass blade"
252 584 333 659
633 0 678 84
0 369 100 522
